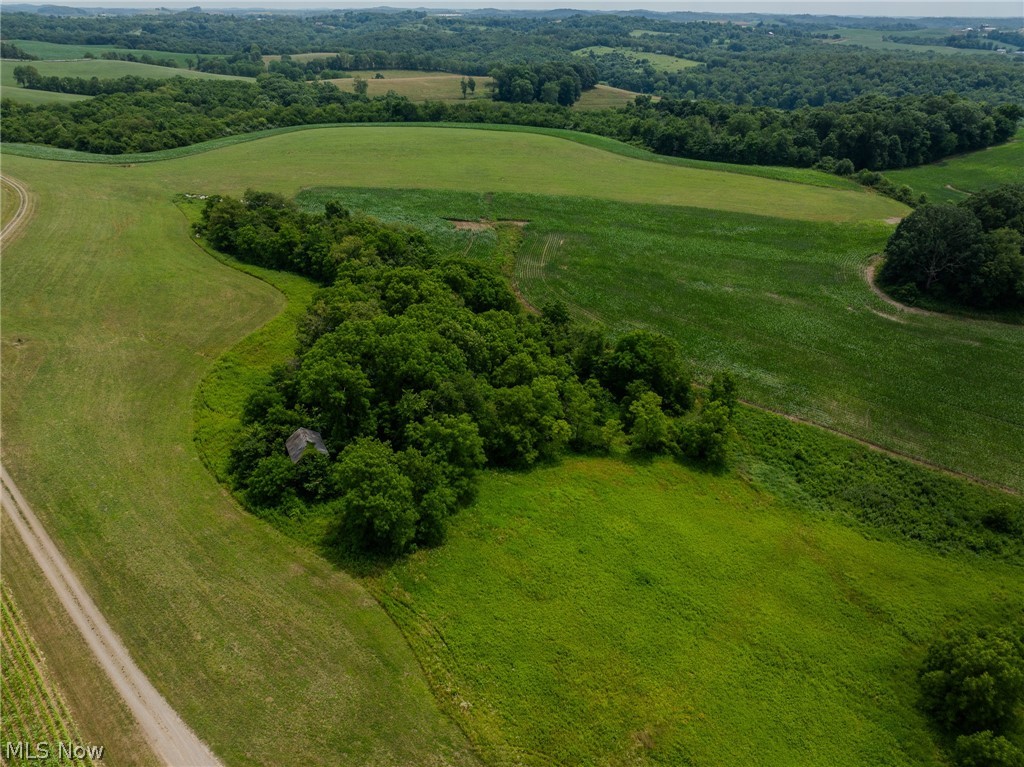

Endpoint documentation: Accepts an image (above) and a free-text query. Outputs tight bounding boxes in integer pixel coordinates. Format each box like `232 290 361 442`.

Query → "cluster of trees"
201 191 738 554
4 70 1016 174
879 184 1024 310
0 41 38 60
919 624 1024 767
489 61 597 105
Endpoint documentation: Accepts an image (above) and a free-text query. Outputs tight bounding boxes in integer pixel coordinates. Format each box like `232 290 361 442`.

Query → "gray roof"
286 427 329 463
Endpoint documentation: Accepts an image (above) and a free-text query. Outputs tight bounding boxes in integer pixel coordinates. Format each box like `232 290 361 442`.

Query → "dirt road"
1 175 224 767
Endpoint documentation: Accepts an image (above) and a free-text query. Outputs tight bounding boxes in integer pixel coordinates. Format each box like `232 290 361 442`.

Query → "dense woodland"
202 191 737 553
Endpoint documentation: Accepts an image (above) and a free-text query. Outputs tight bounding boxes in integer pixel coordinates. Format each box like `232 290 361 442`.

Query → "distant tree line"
879 183 1024 311
4 10 1024 108
489 61 597 105
3 73 1017 173
200 191 738 554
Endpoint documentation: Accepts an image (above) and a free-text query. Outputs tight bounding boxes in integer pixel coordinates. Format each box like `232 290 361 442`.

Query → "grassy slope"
0 83 90 105
8 40 197 66
574 46 702 72
294 186 1023 492
2 178 21 228
328 73 495 102
0 157 479 767
369 457 1024 767
885 128 1024 203
572 84 644 110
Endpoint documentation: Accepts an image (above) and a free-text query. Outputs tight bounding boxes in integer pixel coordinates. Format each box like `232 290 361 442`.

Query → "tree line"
201 191 738 555
3 72 1018 174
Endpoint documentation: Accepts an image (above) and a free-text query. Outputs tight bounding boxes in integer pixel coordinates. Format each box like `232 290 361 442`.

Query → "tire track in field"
1 174 36 246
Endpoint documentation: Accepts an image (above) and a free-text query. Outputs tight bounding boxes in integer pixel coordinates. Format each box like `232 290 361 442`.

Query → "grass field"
823 28 1015 55
293 185 1022 492
363 457 1024 766
0 583 97 766
0 124 987 765
0 144 483 766
885 128 1024 203
574 46 702 72
327 71 494 102
262 51 343 63
7 40 197 66
2 178 22 228
572 84 645 110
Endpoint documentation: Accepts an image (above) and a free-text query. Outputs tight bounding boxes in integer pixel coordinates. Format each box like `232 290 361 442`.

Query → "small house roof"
286 427 329 463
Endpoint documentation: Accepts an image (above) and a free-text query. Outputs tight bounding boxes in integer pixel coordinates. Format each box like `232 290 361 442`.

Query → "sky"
32 0 1024 15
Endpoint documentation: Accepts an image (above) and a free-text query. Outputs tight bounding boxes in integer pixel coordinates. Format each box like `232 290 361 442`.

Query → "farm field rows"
886 128 1024 202
0 124 1015 766
0 583 95 766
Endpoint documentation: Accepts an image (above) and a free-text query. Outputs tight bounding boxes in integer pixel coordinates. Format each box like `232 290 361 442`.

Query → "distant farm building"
286 428 329 463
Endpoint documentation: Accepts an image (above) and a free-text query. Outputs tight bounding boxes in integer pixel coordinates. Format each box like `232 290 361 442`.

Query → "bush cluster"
201 192 737 554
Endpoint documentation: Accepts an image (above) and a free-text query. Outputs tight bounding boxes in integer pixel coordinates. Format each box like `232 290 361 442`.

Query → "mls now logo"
3 742 105 761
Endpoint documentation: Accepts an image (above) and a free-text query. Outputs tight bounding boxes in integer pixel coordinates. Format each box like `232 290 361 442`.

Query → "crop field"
885 128 1024 202
328 71 494 102
1 583 95 766
7 39 198 66
572 84 645 110
0 124 1005 766
365 457 1024 766
823 28 1014 55
574 45 702 71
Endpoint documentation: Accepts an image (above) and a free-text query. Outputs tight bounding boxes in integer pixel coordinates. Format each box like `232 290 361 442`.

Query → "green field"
365 457 1023 766
328 71 494 102
824 28 1015 55
885 128 1024 203
574 46 702 72
2 178 21 228
572 84 645 110
292 185 1021 492
0 125 1007 766
7 39 198 66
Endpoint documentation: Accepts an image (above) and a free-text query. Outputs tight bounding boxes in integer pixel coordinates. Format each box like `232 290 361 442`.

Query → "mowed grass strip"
368 456 1024 766
0 160 479 767
886 128 1024 203
23 125 902 223
2 178 22 228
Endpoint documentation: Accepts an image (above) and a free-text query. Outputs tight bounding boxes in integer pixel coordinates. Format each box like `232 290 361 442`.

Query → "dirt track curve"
1 175 224 767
